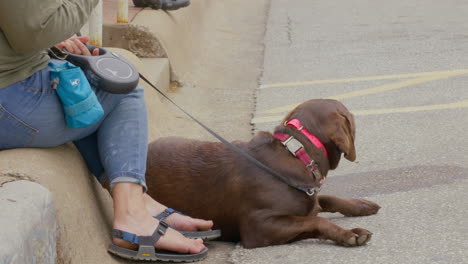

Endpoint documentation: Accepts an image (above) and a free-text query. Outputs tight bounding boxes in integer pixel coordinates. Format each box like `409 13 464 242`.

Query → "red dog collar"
274 119 328 185
284 119 328 157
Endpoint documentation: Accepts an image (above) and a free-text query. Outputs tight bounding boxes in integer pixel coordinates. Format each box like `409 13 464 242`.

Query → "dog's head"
279 99 356 170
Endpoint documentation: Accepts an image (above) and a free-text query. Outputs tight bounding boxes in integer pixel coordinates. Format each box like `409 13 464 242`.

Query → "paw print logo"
70 79 80 86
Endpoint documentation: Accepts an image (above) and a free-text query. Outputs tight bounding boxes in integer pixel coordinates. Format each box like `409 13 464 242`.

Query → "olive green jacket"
0 0 99 88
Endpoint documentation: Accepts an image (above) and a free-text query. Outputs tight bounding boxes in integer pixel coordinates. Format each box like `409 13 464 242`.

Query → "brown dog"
145 99 380 248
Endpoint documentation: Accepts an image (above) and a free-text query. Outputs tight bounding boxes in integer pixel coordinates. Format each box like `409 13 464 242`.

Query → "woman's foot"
112 183 205 254
143 193 214 232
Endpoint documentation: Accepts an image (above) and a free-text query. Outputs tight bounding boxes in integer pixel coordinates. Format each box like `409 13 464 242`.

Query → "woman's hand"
55 36 99 56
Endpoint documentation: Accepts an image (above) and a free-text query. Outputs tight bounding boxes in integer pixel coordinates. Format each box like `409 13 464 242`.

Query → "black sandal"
133 0 190 11
108 221 208 262
155 208 222 241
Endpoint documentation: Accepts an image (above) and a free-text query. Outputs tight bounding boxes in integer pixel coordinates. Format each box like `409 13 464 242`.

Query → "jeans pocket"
0 104 38 150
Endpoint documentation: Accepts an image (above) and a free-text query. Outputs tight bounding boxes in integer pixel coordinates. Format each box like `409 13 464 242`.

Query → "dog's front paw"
344 199 381 217
340 228 372 247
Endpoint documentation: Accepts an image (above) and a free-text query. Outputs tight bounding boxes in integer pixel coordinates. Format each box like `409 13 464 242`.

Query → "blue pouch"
49 61 104 128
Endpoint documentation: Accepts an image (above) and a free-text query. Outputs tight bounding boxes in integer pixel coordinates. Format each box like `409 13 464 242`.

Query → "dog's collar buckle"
281 136 304 157
283 119 328 157
307 160 325 184
274 132 326 195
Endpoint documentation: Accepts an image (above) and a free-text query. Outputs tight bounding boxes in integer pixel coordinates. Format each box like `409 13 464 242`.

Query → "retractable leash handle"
50 44 139 94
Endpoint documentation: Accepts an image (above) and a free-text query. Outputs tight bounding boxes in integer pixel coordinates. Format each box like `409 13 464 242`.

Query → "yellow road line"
260 70 468 114
330 73 459 100
353 99 468 116
251 100 468 124
260 69 468 89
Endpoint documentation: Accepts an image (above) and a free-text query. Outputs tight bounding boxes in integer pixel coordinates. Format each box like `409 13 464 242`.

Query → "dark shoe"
133 0 190 11
155 208 222 241
108 221 208 262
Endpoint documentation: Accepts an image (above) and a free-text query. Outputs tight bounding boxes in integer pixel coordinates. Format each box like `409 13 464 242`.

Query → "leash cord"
138 74 315 196
61 31 315 196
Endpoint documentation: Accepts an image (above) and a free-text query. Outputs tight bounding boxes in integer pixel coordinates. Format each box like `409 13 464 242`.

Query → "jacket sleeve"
0 0 99 53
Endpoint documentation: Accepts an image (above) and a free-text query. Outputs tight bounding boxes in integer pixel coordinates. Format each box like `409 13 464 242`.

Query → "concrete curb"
102 23 168 58
81 0 210 84
0 179 56 264
98 0 212 84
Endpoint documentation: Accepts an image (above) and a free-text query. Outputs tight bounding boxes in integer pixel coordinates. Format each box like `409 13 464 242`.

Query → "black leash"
138 74 316 196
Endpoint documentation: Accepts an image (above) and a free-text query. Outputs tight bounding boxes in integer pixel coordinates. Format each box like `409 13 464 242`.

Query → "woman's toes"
141 194 214 232
192 218 214 230
155 228 206 254
168 215 213 232
182 238 205 254
192 239 206 253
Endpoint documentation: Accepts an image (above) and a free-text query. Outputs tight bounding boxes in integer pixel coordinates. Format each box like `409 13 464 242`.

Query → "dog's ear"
328 110 356 162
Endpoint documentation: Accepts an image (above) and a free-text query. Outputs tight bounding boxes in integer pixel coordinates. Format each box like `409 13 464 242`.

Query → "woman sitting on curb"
0 0 214 262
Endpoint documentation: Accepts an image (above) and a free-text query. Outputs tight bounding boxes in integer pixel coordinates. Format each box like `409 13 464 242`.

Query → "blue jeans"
0 62 148 191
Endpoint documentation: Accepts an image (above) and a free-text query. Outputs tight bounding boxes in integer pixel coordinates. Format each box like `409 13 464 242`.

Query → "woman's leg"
0 66 205 253
72 86 207 252
74 87 213 231
112 182 205 253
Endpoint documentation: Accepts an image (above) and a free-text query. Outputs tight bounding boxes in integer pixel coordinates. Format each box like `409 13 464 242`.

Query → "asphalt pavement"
242 0 468 263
